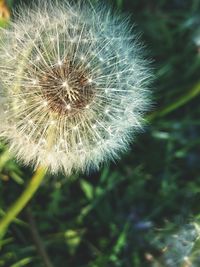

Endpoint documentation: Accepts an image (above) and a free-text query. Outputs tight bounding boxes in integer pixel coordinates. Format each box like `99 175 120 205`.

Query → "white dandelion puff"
162 223 200 267
0 1 151 175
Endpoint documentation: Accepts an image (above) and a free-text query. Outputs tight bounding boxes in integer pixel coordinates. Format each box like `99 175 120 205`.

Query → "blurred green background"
1 0 200 266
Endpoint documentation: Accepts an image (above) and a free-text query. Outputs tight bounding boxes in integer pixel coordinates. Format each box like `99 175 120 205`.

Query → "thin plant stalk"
0 119 55 237
0 166 47 238
148 82 200 121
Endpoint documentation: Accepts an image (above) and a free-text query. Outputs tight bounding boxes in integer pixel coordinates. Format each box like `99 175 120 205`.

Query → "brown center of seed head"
39 60 94 115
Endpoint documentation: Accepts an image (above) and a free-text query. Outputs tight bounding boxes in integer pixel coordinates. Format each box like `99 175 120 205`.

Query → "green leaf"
10 258 33 267
65 229 84 255
80 179 94 200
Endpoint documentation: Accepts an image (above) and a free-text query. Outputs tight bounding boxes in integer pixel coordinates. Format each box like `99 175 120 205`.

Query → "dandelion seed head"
161 223 200 267
0 1 152 174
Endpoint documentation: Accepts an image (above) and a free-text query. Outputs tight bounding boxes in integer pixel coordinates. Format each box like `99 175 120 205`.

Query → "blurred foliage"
1 0 200 266
0 0 10 27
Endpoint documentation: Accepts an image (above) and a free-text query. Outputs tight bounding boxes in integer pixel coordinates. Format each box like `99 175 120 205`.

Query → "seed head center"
62 80 79 102
38 60 94 115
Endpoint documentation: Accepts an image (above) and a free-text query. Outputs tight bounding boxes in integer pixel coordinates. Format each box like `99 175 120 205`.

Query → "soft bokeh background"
1 0 200 266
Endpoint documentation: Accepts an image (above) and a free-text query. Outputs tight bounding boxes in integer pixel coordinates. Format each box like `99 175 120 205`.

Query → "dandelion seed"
0 1 151 175
162 223 200 267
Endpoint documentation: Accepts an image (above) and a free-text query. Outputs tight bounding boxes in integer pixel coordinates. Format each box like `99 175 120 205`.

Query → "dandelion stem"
25 208 54 267
147 82 200 121
0 166 47 239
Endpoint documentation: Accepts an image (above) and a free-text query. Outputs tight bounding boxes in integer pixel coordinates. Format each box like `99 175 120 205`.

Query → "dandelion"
162 223 200 267
0 1 151 175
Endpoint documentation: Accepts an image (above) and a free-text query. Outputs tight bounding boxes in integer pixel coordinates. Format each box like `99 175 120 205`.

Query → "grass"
1 0 200 266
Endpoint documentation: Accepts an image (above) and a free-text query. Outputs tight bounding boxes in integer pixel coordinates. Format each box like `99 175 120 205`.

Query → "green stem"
0 166 47 238
147 82 200 121
25 208 54 267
